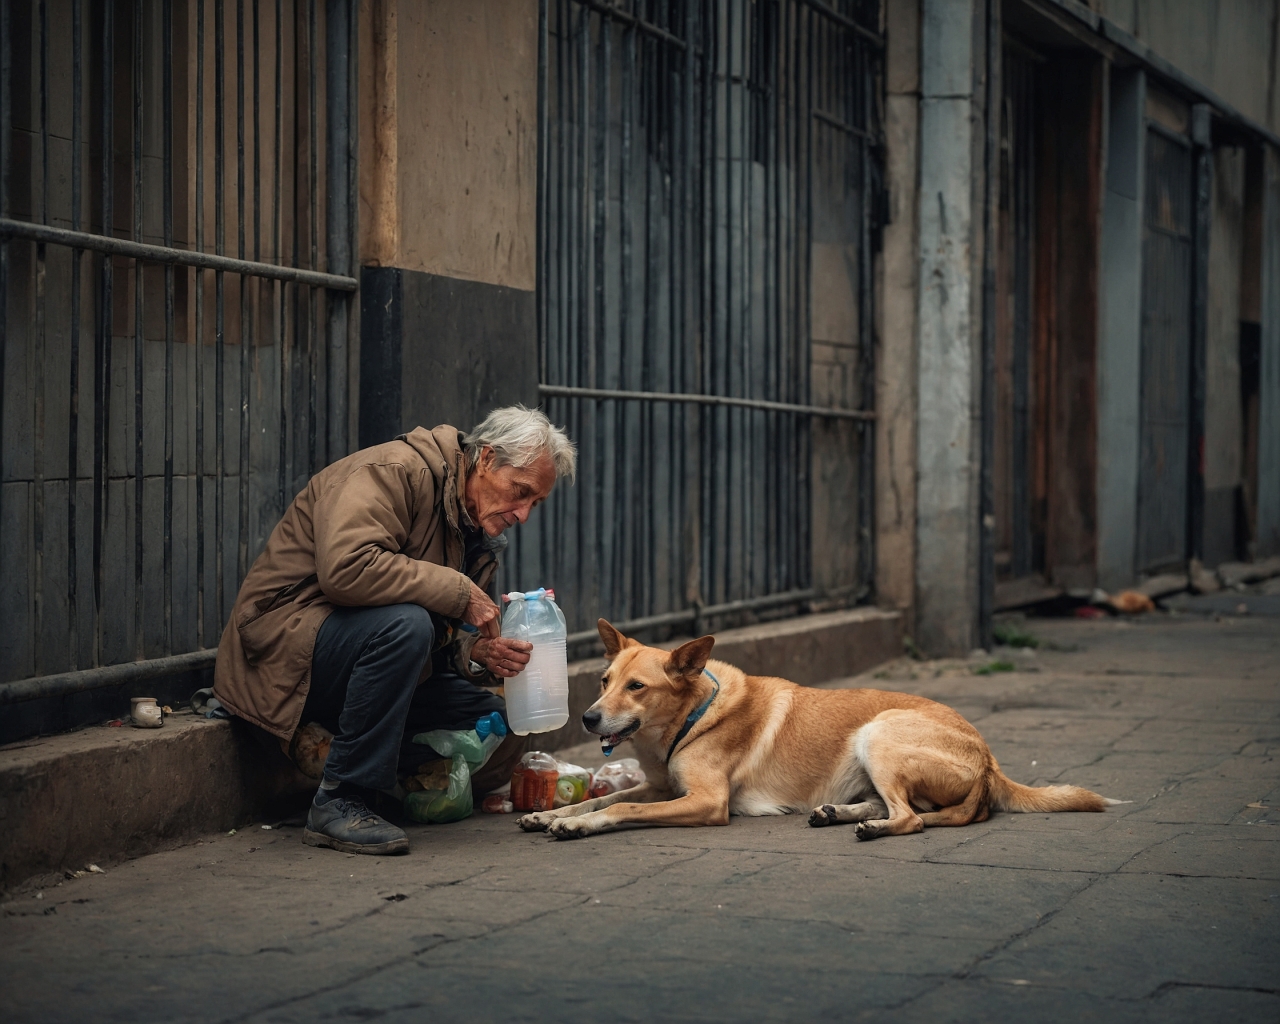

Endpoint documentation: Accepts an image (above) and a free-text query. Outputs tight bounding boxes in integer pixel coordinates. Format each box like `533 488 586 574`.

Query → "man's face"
463 448 557 536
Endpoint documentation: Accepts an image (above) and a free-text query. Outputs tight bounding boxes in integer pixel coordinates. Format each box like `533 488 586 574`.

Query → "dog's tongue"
600 733 622 757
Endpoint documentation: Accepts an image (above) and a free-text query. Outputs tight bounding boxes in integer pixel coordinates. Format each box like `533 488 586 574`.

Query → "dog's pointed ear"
597 619 634 660
668 635 715 682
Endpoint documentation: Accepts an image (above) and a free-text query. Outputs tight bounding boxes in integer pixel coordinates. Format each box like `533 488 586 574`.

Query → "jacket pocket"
237 574 318 664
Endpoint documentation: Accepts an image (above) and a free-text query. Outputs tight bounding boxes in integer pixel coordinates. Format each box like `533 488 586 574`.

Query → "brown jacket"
213 425 498 740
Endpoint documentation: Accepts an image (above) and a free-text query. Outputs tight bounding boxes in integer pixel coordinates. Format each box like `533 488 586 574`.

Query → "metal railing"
0 0 357 708
507 0 884 651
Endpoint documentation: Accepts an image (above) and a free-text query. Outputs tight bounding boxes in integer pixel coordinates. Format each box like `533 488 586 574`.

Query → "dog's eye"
600 676 609 690
626 681 645 692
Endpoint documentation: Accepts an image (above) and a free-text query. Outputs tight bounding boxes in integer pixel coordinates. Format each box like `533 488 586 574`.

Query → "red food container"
511 763 559 811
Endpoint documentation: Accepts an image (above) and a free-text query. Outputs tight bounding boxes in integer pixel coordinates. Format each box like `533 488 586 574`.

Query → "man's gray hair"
463 405 577 482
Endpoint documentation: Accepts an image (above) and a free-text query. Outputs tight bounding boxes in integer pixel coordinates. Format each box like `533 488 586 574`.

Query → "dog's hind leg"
851 782 923 841
918 776 991 828
808 797 888 828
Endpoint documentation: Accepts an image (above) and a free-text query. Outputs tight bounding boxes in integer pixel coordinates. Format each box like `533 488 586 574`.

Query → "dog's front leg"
546 781 730 839
517 783 667 832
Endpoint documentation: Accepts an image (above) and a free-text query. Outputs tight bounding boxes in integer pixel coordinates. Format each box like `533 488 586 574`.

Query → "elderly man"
214 406 576 855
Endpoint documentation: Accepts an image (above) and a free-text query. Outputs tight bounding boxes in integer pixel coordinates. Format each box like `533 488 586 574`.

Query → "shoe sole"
302 828 409 856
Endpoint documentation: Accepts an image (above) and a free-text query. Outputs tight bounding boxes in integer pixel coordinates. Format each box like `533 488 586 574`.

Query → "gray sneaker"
303 795 409 855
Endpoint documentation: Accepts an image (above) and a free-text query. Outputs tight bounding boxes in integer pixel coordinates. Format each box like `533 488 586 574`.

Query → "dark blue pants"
303 603 506 792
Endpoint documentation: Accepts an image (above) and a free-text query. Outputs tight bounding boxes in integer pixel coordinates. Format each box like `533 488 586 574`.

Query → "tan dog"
518 620 1119 840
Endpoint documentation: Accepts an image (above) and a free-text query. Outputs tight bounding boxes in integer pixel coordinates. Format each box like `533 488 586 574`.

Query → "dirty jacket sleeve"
312 461 472 617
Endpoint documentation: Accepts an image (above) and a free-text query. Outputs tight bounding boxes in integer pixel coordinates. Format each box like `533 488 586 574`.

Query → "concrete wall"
1203 146 1247 566
357 0 539 440
1093 0 1280 136
876 0 920 629
1097 68 1147 591
1259 145 1280 557
914 0 983 655
359 0 538 289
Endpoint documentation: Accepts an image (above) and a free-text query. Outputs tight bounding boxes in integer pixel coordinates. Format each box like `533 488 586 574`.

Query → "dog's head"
581 619 716 753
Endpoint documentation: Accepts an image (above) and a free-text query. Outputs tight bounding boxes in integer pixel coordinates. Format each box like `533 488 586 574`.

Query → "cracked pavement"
2 615 1278 1022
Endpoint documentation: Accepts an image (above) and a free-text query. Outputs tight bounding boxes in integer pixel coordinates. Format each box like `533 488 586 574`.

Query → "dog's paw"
547 816 593 840
853 821 881 842
808 805 838 827
517 811 556 832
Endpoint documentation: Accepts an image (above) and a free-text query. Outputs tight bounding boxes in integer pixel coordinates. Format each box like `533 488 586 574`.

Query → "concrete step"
0 607 901 890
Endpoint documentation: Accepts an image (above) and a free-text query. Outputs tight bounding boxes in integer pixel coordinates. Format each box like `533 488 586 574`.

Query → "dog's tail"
989 770 1120 813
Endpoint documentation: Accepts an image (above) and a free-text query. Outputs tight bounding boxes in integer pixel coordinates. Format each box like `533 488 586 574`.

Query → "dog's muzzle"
582 708 639 756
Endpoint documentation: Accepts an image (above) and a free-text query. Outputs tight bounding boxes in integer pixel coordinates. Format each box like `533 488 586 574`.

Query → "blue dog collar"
665 669 721 763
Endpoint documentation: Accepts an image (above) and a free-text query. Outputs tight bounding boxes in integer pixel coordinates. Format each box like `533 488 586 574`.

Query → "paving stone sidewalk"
2 615 1277 1023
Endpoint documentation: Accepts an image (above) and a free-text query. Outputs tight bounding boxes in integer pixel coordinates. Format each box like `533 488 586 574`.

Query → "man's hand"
471 636 534 679
462 581 502 637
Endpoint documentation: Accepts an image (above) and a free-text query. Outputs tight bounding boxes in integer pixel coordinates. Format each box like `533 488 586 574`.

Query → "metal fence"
505 0 883 648
0 0 357 705
1137 123 1195 574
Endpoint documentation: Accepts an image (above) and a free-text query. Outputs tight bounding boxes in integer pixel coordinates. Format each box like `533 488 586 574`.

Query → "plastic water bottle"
501 588 569 735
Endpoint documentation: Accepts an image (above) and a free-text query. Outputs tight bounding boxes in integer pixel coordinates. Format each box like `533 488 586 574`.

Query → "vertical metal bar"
533 0 549 600
308 0 318 475
345 0 357 461
673 1 686 614
33 0 49 673
768 0 781 593
576 1 588 611
132 0 145 659
0 0 8 638
741 0 753 597
700 0 716 612
1189 106 1213 563
215 0 226 627
132 0 144 659
858 14 877 597
93 0 115 666
537 0 549 387
253 0 262 272
552 0 570 595
68 0 84 669
681 0 697 614
640 12 654 614
236 0 251 585
592 9 608 615
800 2 813 589
326 0 351 465
1011 50 1032 578
275 0 286 517
195 0 207 646
614 20 633 618
978 0 999 647
163 0 176 654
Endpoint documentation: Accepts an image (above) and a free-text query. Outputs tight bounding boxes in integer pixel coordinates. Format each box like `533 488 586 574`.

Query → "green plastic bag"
403 714 507 824
403 753 473 824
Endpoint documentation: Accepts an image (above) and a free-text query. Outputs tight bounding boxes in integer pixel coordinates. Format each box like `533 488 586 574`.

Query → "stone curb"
0 607 901 890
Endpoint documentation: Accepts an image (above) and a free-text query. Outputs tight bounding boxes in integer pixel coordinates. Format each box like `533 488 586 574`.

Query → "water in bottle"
501 588 569 735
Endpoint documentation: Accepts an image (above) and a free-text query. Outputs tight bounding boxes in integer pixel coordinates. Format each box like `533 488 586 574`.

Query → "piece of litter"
35 892 43 900
261 825 272 830
86 864 105 874
227 829 237 836
162 705 173 714
1031 760 1037 766
107 719 123 727
1247 802 1267 809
